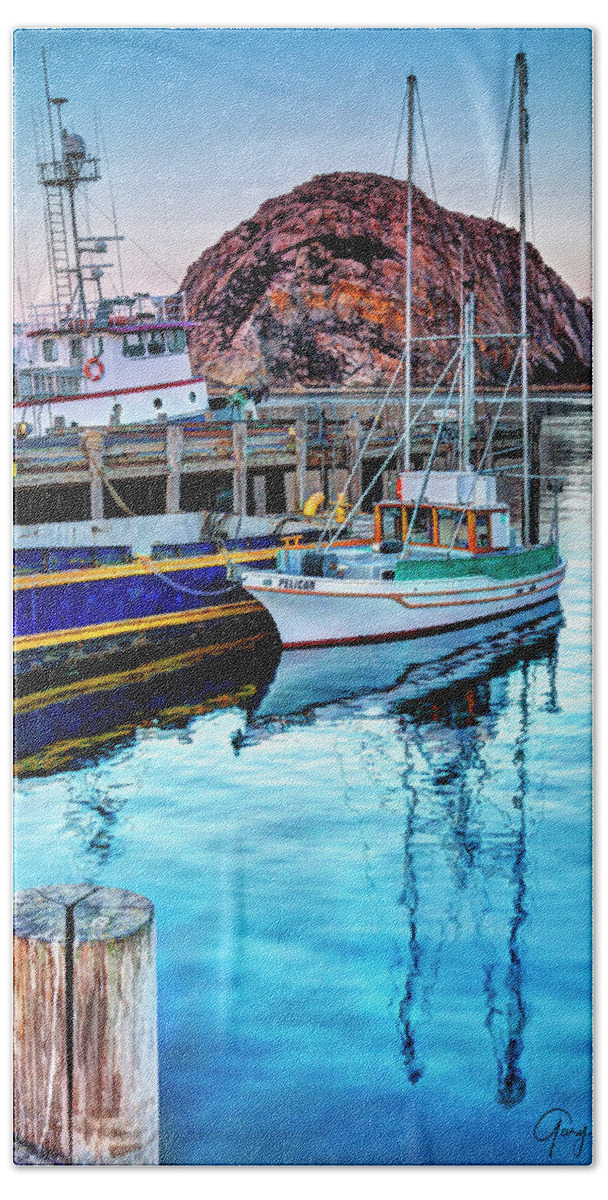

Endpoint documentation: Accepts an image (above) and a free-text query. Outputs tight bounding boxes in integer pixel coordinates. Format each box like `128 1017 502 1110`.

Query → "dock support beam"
165 424 184 514
232 420 247 516
14 885 158 1165
83 432 104 521
295 419 307 511
346 414 362 505
528 411 541 545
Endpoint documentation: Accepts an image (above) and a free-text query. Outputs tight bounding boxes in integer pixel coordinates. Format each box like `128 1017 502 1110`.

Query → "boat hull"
240 560 566 649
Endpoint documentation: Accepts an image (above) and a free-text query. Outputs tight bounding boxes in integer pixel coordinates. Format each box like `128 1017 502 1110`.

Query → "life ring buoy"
84 357 104 382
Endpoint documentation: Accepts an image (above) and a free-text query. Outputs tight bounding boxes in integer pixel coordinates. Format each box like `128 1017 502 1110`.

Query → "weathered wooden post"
14 885 158 1165
232 420 247 516
528 411 542 545
295 418 308 511
165 423 184 514
346 413 362 505
83 431 105 520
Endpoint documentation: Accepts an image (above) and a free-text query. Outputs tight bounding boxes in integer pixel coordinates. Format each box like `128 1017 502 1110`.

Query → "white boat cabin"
14 293 208 434
374 471 512 556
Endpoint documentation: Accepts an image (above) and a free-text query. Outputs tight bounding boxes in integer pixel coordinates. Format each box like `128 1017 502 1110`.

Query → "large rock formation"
182 171 591 390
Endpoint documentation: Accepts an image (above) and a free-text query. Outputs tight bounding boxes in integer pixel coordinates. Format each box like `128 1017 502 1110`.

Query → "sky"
13 27 592 313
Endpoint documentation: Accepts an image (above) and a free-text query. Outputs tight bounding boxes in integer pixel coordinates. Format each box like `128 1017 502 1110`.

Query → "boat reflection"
14 626 281 777
246 598 562 732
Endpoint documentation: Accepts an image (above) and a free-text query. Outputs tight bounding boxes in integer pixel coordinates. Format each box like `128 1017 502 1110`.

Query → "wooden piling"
528 412 542 545
83 432 105 520
295 419 308 511
232 421 247 516
346 414 362 505
14 885 158 1166
165 423 184 514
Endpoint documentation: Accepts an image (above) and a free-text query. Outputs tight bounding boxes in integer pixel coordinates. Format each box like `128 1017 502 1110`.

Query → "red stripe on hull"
280 594 559 650
13 374 207 409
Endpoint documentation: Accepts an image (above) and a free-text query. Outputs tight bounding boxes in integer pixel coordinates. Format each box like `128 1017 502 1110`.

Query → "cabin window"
381 508 403 542
18 372 33 398
42 338 57 362
475 512 491 549
147 332 166 356
123 333 145 357
93 336 104 355
166 328 186 353
406 506 433 545
33 372 53 397
437 508 469 549
70 338 83 361
56 372 79 396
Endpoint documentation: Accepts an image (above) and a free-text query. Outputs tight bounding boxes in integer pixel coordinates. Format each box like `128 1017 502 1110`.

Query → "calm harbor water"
14 416 592 1165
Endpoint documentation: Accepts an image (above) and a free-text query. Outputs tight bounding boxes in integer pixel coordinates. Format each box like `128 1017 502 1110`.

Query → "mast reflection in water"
14 594 591 1164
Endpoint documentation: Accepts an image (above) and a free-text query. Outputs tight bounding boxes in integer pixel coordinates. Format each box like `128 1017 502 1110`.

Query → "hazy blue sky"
13 27 592 310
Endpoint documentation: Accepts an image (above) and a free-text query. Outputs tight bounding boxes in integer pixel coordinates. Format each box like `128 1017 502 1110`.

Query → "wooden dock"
14 394 579 526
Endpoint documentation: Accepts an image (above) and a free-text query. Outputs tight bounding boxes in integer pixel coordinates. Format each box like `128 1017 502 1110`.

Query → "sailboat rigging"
239 52 565 649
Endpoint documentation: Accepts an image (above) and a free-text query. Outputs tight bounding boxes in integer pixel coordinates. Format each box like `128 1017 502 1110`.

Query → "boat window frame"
166 327 187 354
375 500 499 554
470 509 493 553
122 332 146 358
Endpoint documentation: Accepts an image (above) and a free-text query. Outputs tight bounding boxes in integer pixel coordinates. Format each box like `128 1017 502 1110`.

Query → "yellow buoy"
303 491 324 517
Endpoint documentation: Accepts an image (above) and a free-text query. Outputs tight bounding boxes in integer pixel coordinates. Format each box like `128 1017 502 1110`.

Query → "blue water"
13 417 592 1164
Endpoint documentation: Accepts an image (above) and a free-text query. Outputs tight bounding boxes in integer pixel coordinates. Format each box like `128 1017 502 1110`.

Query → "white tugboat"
240 54 566 648
13 53 208 434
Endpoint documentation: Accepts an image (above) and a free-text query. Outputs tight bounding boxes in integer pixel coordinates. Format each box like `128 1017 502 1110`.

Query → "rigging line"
85 191 181 289
412 81 459 322
316 347 407 546
30 109 57 318
390 89 408 178
446 345 522 552
400 351 464 556
414 81 437 205
493 63 517 221
325 344 462 550
97 117 126 295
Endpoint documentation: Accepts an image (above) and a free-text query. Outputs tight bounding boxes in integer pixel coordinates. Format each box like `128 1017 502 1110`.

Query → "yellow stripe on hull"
14 599 261 653
13 546 279 590
14 632 269 715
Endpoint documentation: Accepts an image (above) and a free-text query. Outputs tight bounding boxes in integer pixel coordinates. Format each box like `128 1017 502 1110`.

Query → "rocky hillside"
182 171 591 390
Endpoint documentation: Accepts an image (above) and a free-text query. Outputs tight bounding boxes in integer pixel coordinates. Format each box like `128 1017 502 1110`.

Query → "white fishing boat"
240 54 566 649
13 53 208 435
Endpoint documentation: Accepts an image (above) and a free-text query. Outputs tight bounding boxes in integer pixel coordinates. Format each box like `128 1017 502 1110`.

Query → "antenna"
37 49 107 327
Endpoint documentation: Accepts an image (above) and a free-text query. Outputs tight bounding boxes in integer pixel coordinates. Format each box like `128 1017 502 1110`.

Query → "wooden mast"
517 51 530 546
404 74 415 471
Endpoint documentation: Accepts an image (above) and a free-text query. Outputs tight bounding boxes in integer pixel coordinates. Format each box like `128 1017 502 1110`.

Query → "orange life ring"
83 357 104 382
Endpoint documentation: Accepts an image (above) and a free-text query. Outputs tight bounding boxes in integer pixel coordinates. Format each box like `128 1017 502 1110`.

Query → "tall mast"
517 51 530 546
462 286 475 472
403 74 415 471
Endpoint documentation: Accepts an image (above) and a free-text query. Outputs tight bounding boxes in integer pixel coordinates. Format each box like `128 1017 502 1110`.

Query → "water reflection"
15 599 561 1100
388 656 542 1107
14 627 281 777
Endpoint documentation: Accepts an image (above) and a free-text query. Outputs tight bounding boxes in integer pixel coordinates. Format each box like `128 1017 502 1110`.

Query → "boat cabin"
373 471 511 556
14 293 208 433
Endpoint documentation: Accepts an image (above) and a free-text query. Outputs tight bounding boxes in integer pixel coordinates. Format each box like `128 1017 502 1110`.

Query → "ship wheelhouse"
374 500 510 556
14 293 208 432
373 471 512 557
